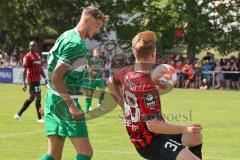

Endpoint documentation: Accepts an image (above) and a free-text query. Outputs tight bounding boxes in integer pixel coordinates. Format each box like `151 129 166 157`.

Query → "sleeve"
59 42 83 66
23 55 31 68
112 69 124 85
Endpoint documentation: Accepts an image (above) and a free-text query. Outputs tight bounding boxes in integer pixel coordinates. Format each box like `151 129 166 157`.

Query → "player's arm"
22 57 29 91
40 67 47 84
146 119 202 134
22 67 27 91
51 62 82 120
51 62 72 105
106 76 124 108
40 67 46 79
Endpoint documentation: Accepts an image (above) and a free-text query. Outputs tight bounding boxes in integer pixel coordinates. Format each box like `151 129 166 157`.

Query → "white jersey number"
164 139 181 152
124 90 140 122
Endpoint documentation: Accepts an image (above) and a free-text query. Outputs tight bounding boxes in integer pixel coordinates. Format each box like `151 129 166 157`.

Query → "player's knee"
28 96 35 103
191 134 202 146
182 134 202 147
36 95 41 100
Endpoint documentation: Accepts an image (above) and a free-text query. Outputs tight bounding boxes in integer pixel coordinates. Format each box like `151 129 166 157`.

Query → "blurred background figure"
200 78 208 90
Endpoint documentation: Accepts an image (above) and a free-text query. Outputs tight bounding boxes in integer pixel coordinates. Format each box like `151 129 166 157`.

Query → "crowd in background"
157 52 240 90
1 47 239 90
0 47 25 68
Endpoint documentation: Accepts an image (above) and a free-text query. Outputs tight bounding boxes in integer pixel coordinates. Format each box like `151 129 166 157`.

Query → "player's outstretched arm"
146 119 202 135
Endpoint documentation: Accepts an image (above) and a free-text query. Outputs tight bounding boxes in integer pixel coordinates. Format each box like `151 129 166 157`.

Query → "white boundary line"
0 130 42 138
0 122 110 138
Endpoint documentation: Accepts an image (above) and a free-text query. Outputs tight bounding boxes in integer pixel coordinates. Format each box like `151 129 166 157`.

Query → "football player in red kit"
14 40 46 122
107 31 203 160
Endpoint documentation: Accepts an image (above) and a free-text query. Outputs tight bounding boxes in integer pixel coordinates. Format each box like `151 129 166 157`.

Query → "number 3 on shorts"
164 139 179 152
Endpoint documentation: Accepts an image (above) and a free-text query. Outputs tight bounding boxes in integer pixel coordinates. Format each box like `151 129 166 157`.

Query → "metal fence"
202 71 240 89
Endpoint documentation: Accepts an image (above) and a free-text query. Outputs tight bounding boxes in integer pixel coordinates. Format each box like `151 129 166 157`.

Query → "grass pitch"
0 84 239 160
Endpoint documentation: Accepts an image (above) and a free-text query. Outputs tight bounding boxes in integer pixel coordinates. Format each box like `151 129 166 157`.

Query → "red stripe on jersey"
23 52 42 84
32 66 37 82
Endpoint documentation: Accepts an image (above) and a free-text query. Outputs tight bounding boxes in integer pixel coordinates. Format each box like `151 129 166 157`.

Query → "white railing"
202 71 240 89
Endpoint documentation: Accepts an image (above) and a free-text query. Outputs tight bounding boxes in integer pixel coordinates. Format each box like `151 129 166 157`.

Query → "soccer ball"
150 64 177 95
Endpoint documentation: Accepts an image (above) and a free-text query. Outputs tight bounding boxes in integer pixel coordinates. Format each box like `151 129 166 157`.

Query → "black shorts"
29 82 41 93
137 134 185 160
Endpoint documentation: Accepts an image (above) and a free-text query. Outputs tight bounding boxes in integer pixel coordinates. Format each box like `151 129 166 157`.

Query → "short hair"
82 6 109 25
29 40 37 46
132 30 156 59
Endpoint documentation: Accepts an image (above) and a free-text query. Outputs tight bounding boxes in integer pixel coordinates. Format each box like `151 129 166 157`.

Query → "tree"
0 0 146 51
0 0 239 58
127 0 239 61
0 0 90 50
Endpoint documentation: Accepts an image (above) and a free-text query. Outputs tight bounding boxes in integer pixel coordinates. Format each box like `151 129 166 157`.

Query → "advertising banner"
0 68 13 83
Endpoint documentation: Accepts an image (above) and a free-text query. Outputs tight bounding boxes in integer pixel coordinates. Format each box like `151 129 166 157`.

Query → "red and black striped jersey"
23 52 42 84
113 65 164 149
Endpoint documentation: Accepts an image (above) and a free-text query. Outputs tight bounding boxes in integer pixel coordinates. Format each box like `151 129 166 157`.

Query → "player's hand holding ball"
150 64 177 95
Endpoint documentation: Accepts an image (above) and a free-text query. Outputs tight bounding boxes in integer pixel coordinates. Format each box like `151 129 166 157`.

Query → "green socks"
85 97 92 112
40 153 54 160
40 153 91 160
99 92 105 104
76 154 91 160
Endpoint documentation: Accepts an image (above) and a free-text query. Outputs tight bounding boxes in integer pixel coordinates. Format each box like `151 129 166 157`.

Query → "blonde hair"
132 30 156 59
82 6 109 25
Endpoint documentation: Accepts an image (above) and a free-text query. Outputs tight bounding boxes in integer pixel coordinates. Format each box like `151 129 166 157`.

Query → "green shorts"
82 79 105 90
44 90 88 138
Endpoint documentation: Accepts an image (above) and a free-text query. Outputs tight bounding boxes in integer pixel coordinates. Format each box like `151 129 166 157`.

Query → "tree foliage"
0 0 239 57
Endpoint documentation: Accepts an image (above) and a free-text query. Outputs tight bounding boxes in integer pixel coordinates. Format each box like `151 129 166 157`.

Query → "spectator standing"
182 59 195 88
214 60 223 89
194 60 202 89
175 56 185 88
231 61 239 89
202 60 211 87
223 61 232 89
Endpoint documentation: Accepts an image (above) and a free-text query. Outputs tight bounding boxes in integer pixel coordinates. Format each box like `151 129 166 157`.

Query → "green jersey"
47 28 89 95
90 57 104 79
82 57 104 82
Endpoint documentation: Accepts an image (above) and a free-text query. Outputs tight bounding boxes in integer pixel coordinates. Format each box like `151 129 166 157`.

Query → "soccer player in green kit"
40 6 108 160
82 48 105 112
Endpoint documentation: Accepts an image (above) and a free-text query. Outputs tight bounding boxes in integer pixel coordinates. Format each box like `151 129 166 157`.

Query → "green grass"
0 84 240 160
